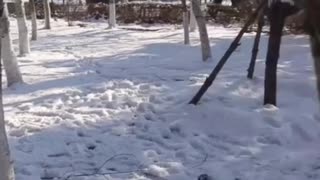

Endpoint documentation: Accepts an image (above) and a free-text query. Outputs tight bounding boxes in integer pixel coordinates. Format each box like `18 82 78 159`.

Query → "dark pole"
189 0 267 105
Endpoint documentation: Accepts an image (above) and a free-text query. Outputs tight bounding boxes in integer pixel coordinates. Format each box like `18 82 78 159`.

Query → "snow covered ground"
3 19 320 180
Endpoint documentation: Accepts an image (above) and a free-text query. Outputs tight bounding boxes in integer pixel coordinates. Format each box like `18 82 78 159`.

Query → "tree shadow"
4 26 318 180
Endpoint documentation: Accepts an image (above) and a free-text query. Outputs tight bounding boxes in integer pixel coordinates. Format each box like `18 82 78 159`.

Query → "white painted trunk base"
2 4 23 86
44 0 51 29
109 1 116 28
191 0 212 61
0 4 16 180
183 12 190 45
30 0 37 40
15 0 30 55
189 1 197 32
16 17 30 55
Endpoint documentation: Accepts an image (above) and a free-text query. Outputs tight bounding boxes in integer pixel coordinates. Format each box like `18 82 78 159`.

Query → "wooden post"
189 0 267 105
247 11 264 79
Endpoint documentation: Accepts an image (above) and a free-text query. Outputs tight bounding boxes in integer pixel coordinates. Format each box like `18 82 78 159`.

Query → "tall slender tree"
44 0 51 29
191 0 212 61
0 2 16 180
305 0 320 102
189 1 197 32
182 0 190 45
29 0 37 40
264 1 298 105
1 4 23 86
15 0 30 55
108 0 116 28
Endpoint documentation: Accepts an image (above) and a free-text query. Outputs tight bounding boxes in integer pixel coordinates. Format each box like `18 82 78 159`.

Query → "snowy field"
3 19 320 180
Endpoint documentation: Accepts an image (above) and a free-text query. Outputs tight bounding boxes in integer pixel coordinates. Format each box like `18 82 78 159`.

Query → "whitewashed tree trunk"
0 2 16 180
189 1 197 32
44 0 51 29
66 0 72 26
15 0 30 55
108 0 116 28
2 4 23 86
183 12 190 44
182 0 190 44
191 0 212 61
29 0 37 41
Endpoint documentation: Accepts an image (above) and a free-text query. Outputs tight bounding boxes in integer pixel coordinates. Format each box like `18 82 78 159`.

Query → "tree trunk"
15 0 30 55
1 4 23 86
44 0 51 29
191 0 212 61
247 12 264 79
66 0 71 26
305 0 320 102
182 0 190 45
263 2 288 106
29 0 37 41
189 0 266 105
108 0 116 28
189 1 196 32
0 2 16 180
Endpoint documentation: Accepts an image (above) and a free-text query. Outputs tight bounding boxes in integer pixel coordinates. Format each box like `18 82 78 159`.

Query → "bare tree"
305 0 320 102
182 0 190 44
108 0 116 28
191 0 212 61
264 2 298 105
0 2 16 180
15 0 30 55
29 0 37 40
44 0 51 29
1 4 23 86
189 0 266 105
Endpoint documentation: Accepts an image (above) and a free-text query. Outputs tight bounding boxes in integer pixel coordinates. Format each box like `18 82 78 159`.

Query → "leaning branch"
189 0 267 105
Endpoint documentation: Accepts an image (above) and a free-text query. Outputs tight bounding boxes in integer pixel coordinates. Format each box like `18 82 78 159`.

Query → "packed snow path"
3 20 320 180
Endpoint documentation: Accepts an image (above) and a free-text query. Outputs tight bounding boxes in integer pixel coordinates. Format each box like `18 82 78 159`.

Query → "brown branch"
189 0 267 105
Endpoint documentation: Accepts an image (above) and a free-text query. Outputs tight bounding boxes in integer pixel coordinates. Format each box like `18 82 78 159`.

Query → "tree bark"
189 0 266 105
1 4 23 86
247 11 264 79
0 2 16 180
305 0 320 102
263 2 288 106
29 0 37 41
182 0 190 45
66 0 72 26
15 0 30 55
189 0 196 32
44 0 51 29
191 0 212 61
108 0 116 28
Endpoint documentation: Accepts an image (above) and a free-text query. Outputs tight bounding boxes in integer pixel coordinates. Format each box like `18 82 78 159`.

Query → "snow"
3 19 320 180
